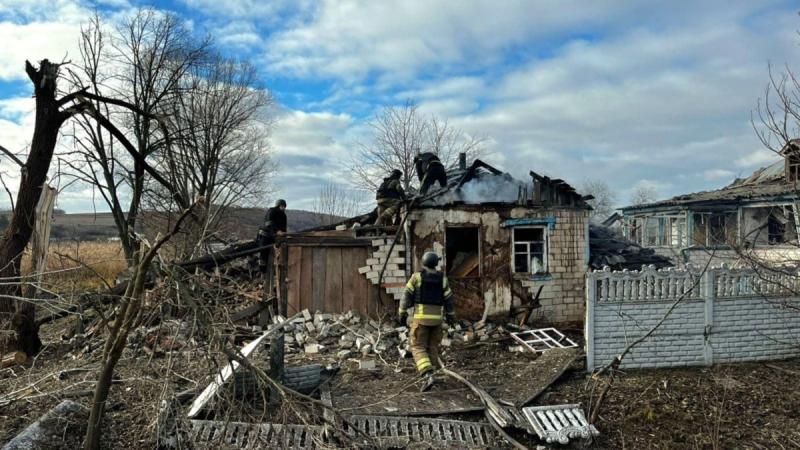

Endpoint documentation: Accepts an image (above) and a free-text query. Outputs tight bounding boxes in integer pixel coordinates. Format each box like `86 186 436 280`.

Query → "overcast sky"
0 0 798 213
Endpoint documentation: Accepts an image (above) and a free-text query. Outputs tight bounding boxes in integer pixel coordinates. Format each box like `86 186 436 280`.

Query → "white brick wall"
359 237 406 301
586 265 800 371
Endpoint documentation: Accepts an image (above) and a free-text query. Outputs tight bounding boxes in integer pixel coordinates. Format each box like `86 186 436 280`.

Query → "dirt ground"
1 315 799 449
550 359 800 449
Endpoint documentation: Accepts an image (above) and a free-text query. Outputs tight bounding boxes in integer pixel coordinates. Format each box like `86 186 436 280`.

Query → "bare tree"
65 10 208 262
580 179 617 224
0 54 191 356
630 185 659 206
311 182 368 226
349 100 486 192
146 54 276 258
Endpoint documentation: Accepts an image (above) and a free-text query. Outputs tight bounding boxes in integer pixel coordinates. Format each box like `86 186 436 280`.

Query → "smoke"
432 172 529 205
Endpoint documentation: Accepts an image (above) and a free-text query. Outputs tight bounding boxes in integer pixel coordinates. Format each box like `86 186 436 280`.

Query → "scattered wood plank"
450 254 479 278
186 313 300 418
1 351 27 369
230 301 268 322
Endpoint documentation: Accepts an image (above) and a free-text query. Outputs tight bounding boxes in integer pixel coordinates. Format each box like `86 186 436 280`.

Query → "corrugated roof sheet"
622 160 799 211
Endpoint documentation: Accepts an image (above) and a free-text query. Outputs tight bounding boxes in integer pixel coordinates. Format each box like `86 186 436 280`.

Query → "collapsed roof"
621 160 799 212
416 159 590 208
589 225 673 270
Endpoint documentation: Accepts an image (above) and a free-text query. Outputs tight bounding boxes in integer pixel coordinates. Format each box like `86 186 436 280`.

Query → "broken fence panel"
521 404 599 445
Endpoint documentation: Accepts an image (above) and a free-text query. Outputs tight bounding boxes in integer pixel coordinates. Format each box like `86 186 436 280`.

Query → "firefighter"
257 199 287 273
414 152 448 195
374 169 405 226
398 251 456 391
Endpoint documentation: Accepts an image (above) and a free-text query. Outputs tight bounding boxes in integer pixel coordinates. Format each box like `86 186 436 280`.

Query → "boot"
420 371 436 392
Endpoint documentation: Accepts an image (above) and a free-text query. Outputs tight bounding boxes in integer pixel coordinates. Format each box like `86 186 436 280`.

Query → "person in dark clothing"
414 152 448 195
257 199 287 273
374 169 405 226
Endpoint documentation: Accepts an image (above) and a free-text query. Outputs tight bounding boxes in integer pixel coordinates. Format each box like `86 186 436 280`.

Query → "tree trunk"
0 60 65 355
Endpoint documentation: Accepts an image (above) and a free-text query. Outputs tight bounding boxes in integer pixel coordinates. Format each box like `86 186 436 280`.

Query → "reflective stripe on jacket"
399 270 454 325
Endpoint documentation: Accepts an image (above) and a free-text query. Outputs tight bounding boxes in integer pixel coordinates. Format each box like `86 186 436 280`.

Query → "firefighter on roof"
374 169 405 226
398 251 456 391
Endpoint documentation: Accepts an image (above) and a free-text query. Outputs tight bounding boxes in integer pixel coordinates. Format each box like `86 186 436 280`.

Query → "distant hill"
0 208 345 242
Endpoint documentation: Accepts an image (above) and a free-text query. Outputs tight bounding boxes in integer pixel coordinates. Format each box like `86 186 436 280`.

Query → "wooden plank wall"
286 245 393 318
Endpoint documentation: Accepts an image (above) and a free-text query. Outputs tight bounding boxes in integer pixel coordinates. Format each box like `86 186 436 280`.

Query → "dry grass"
22 240 128 292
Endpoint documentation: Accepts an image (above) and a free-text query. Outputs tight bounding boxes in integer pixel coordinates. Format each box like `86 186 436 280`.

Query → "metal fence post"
703 269 715 366
585 271 596 372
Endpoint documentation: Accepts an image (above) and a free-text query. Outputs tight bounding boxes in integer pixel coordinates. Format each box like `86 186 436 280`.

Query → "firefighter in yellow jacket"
398 252 455 390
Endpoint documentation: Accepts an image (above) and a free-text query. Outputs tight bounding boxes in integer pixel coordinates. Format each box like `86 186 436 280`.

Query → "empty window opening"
693 212 737 246
513 227 547 274
788 155 800 182
445 227 480 278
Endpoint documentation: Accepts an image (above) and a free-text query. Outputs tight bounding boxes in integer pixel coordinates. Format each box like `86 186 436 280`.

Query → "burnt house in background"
276 156 592 324
620 140 800 267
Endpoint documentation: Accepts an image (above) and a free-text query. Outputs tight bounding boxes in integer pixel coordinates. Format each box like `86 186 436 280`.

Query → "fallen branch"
765 363 800 376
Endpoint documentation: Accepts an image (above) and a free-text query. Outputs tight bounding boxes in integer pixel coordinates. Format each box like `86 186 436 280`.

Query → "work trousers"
374 198 401 226
419 164 447 195
409 320 443 374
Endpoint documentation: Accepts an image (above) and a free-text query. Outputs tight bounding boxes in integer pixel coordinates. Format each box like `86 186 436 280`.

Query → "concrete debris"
2 400 89 450
358 360 376 370
521 404 600 445
283 311 527 368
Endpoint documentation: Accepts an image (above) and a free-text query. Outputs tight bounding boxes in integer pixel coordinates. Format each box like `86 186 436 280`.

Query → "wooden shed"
276 231 394 319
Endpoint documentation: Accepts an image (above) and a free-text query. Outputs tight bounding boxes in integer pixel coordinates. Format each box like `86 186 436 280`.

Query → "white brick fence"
585 265 800 371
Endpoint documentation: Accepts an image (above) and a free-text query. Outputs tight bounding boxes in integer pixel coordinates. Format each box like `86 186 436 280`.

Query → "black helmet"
275 199 287 208
421 252 440 269
391 169 402 178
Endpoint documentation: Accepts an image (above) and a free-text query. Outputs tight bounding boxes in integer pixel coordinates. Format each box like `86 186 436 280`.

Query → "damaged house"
620 141 800 267
281 156 591 324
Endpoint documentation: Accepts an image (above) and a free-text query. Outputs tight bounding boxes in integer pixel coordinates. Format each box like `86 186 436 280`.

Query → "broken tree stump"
1 351 27 369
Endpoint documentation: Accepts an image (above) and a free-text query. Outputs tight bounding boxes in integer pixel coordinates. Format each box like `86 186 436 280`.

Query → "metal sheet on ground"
334 388 484 416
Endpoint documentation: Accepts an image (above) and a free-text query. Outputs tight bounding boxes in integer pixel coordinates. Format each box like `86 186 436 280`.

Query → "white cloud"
703 169 735 181
735 148 780 168
263 0 641 83
0 1 92 81
268 108 357 209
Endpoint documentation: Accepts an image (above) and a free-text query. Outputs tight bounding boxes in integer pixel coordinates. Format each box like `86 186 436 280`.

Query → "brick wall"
586 265 800 371
409 207 589 323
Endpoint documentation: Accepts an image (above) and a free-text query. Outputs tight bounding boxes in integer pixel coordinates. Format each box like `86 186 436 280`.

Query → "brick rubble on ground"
265 309 527 361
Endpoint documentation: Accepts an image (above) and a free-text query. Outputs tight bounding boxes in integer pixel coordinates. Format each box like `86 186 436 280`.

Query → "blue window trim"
501 216 556 230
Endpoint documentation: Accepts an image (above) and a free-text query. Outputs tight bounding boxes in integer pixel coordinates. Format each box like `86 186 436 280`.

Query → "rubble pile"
264 309 523 361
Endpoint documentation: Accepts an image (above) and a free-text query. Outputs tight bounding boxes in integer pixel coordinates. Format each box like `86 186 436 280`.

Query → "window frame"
511 225 549 275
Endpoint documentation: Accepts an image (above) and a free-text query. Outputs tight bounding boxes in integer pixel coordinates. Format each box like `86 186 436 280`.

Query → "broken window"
708 213 736 245
644 217 660 246
445 227 480 278
766 208 798 244
513 227 547 274
788 154 800 182
669 217 686 247
693 212 737 246
768 214 786 244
